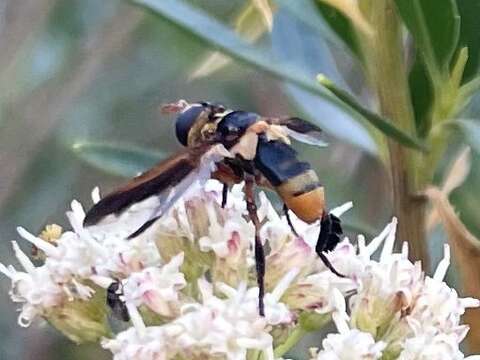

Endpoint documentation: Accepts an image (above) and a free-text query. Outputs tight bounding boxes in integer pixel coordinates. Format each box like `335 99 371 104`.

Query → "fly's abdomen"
254 139 325 223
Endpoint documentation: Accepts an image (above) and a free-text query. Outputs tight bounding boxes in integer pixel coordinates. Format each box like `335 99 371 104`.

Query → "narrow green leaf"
317 75 428 152
72 141 165 177
409 55 433 137
275 0 356 57
448 119 480 153
456 0 480 81
314 1 362 59
190 1 271 80
133 0 359 122
394 0 460 74
270 8 376 153
134 0 428 150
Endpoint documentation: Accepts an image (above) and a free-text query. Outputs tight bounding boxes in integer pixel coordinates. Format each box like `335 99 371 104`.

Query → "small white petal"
365 221 392 257
401 241 409 259
330 201 353 217
357 235 366 255
197 277 214 302
17 227 59 257
11 241 36 274
380 217 397 262
163 252 184 272
89 275 113 288
460 297 480 308
0 263 14 278
271 267 299 301
126 302 146 335
433 244 451 282
91 187 101 204
70 200 85 219
217 282 240 299
265 346 275 360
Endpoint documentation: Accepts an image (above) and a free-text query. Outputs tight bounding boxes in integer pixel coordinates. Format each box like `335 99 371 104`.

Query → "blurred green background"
0 1 478 359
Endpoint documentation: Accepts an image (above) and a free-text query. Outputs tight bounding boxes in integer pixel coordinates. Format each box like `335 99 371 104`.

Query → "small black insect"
107 280 130 322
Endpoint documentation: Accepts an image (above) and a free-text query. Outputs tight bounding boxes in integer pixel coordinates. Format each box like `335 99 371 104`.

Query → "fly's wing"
83 144 230 236
266 117 328 147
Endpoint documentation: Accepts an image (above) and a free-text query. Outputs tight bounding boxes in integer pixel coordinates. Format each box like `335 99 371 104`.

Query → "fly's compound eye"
175 104 205 146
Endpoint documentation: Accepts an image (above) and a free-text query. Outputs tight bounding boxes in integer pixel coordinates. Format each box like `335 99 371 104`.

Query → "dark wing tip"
83 204 107 227
283 117 323 134
83 193 125 226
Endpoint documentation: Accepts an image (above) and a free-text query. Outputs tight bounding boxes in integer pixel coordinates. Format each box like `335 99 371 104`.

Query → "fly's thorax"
216 111 259 148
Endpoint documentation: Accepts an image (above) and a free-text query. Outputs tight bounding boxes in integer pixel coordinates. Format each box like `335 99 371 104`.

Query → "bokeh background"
0 1 478 359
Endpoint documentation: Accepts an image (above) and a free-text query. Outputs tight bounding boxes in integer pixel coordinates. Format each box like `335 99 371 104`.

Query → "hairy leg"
316 213 345 278
244 174 265 316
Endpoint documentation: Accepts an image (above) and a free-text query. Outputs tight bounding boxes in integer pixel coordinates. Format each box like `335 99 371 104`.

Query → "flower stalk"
358 0 429 268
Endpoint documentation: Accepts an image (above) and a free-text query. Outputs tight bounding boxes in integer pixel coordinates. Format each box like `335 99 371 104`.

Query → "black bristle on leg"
316 213 345 278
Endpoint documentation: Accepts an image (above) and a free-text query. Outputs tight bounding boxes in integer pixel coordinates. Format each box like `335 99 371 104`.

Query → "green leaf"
456 0 480 81
275 0 355 57
314 1 362 59
133 0 359 123
270 8 376 153
409 55 434 137
449 119 480 153
135 0 425 150
72 141 165 177
317 75 428 152
394 0 460 74
190 1 272 80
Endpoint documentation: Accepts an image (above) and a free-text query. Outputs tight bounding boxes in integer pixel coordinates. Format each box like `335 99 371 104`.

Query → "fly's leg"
221 183 228 208
283 204 299 237
316 213 345 278
244 174 265 317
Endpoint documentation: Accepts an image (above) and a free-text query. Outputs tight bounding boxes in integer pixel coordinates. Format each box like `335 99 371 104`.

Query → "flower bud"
46 287 111 343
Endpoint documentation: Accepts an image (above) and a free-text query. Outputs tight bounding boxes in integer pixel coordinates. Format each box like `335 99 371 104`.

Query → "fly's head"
162 100 228 147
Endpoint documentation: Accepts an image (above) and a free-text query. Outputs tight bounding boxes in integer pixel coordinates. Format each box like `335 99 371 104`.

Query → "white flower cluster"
311 220 480 360
0 180 478 360
103 277 293 360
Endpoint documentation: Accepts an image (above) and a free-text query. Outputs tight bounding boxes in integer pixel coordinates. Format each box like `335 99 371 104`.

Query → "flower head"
0 180 478 360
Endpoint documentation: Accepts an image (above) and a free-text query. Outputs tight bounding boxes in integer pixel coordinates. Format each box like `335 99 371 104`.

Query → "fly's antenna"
161 99 191 114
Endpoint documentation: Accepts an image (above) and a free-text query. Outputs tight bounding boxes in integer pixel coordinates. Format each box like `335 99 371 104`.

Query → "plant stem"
273 326 307 358
361 0 429 268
